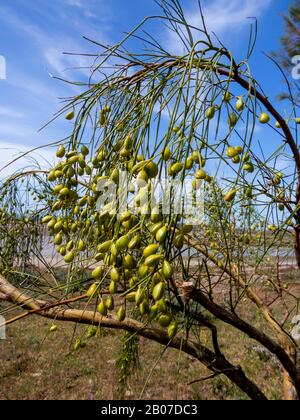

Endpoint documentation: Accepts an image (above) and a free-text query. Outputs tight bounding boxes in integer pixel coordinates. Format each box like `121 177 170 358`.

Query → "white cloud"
166 0 273 54
0 140 55 180
0 106 24 119
198 0 272 34
44 46 93 79
0 122 35 139
65 0 85 7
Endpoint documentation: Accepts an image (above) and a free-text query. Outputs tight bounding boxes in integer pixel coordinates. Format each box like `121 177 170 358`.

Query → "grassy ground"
0 305 284 400
1 256 298 401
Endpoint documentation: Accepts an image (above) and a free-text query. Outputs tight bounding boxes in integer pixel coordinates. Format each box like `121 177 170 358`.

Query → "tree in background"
1 0 300 400
274 0 300 101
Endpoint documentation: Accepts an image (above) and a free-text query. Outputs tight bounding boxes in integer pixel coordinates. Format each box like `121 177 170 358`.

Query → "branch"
185 234 297 352
183 283 300 397
0 274 267 400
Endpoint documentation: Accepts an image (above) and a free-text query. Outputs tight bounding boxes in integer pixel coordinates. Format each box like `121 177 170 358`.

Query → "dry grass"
0 308 284 400
1 261 298 400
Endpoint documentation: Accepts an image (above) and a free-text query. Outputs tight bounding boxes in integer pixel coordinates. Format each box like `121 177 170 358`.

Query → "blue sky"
0 0 293 177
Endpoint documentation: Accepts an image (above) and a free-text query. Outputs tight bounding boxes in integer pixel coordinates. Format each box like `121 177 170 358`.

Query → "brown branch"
183 284 300 398
185 235 297 350
0 274 267 400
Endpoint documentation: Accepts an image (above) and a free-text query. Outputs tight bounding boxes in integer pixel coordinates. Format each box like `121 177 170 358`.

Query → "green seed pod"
232 155 240 164
168 321 178 339
99 110 107 126
135 287 146 306
42 215 53 224
66 151 77 158
156 226 168 243
92 266 103 279
68 155 79 165
47 218 56 229
173 234 184 250
137 170 148 187
145 161 159 178
106 296 115 311
123 254 134 269
54 233 63 245
67 240 74 251
151 272 162 288
162 260 173 279
50 324 58 332
131 160 147 174
64 251 75 264
228 112 238 127
110 267 120 282
223 91 231 103
139 300 150 316
159 314 172 327
242 152 250 163
224 189 237 202
195 169 206 180
78 239 86 252
97 300 108 316
85 165 92 175
156 299 168 313
56 146 66 158
182 225 193 234
226 146 239 158
169 162 183 176
206 106 215 120
109 281 118 295
150 222 164 236
120 211 132 223
236 97 245 112
245 187 253 198
259 112 270 124
86 326 97 338
124 289 137 302
152 281 165 301
162 147 171 161
115 235 129 251
78 157 86 169
53 184 64 195
110 169 120 184
128 235 141 250
94 253 104 262
185 156 194 170
243 162 254 173
73 338 84 351
148 305 158 321
143 244 160 258
151 208 163 223
65 111 75 121
81 145 89 156
124 134 132 149
87 282 99 298
145 254 163 267
111 244 118 257
59 247 66 256
97 240 113 253
138 264 149 279
54 170 64 181
117 305 126 322
48 171 57 182
59 187 70 197
52 201 63 212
